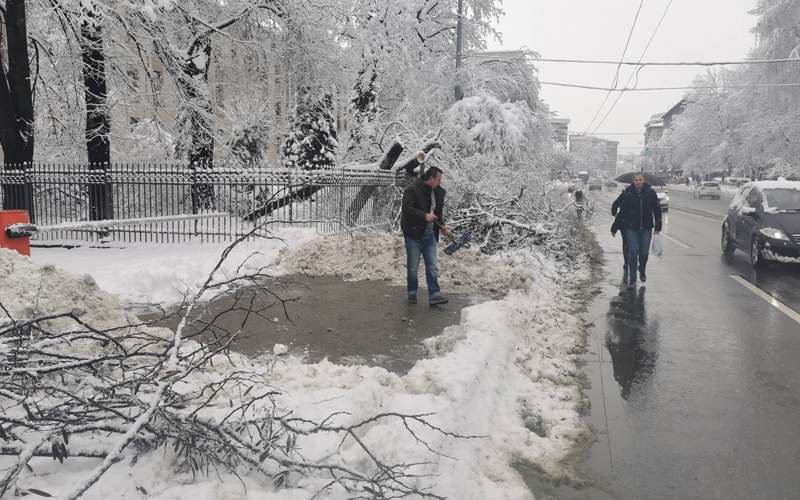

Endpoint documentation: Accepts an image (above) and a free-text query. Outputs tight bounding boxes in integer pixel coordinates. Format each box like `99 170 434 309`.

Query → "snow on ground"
31 227 320 309
5 230 592 499
279 231 553 297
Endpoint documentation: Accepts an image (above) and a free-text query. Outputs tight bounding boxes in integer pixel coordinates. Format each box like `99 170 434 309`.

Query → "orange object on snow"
0 210 31 256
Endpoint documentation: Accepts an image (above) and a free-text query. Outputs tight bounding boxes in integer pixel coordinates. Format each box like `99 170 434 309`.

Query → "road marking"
668 208 723 223
729 275 800 324
669 205 725 221
660 233 691 249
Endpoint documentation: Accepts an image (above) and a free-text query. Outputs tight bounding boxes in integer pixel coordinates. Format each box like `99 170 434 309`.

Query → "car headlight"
759 228 790 240
665 196 670 201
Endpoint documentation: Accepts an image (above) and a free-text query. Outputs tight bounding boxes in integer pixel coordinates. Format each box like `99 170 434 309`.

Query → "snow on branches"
280 92 339 170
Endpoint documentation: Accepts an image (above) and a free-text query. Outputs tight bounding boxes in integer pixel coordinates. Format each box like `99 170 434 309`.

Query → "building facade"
569 134 619 178
644 113 665 150
549 118 570 149
661 99 686 130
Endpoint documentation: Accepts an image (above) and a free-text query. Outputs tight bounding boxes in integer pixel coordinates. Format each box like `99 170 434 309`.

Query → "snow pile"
12 232 592 499
279 232 549 296
0 248 173 354
32 227 320 308
667 183 738 197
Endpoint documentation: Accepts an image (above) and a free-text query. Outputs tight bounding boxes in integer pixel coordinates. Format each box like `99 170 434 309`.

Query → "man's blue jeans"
625 228 653 281
405 233 441 297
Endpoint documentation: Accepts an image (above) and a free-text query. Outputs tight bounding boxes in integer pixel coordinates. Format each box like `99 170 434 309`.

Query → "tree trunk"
184 42 215 212
345 140 440 224
0 0 35 221
243 185 324 222
80 14 113 220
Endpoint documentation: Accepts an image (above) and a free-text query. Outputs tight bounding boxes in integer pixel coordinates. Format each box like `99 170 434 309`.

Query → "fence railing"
0 163 404 243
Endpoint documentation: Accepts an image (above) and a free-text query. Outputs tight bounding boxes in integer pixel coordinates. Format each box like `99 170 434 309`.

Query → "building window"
127 69 139 90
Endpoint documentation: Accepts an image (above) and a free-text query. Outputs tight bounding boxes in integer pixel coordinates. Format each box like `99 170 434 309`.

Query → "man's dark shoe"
640 271 647 282
407 294 417 304
429 295 449 306
627 281 636 290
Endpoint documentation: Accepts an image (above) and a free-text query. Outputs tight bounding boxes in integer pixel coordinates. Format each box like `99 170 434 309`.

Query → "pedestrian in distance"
610 187 629 271
617 172 662 290
400 166 450 306
574 181 584 204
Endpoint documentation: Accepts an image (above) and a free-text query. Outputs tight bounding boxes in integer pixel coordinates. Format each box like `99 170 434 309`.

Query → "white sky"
485 0 758 154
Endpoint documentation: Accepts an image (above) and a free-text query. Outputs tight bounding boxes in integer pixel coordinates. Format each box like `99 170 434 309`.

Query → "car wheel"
751 237 767 268
722 223 735 256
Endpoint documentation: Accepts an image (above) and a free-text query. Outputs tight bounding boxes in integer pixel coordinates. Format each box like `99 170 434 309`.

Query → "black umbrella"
615 172 666 186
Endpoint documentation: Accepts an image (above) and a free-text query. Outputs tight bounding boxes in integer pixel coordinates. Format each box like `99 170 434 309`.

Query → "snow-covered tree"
280 91 339 170
661 70 740 178
338 0 504 160
664 0 800 180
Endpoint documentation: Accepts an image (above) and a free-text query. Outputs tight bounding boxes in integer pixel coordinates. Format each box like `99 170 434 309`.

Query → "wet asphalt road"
570 187 800 500
142 275 486 376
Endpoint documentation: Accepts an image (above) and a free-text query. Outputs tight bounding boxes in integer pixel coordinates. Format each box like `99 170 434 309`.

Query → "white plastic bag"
652 234 664 256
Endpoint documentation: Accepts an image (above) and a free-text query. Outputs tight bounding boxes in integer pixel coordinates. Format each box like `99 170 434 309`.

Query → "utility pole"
454 0 464 100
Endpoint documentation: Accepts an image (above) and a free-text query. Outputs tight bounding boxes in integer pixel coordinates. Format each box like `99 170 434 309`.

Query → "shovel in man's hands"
435 220 471 256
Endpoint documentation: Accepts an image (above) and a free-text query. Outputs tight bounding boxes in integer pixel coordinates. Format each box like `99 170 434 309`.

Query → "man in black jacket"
401 166 449 305
617 172 662 289
610 188 629 270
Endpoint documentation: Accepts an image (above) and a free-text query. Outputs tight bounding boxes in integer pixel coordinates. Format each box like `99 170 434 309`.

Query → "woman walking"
617 172 662 289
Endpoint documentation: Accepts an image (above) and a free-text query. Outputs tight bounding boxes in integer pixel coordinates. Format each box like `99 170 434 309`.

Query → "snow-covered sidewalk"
2 229 592 499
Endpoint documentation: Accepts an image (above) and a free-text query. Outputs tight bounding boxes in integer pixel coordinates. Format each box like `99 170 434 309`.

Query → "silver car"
694 182 722 199
654 186 669 211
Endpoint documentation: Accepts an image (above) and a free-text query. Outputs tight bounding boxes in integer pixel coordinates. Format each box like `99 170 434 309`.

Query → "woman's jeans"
405 233 440 297
625 229 653 281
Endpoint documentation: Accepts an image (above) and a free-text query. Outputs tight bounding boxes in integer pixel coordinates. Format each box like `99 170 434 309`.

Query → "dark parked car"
588 179 603 191
722 181 800 267
605 180 617 188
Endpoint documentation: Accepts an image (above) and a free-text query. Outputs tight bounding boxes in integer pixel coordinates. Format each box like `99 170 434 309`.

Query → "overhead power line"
529 57 800 66
590 0 674 135
584 0 646 133
467 53 800 66
541 81 800 91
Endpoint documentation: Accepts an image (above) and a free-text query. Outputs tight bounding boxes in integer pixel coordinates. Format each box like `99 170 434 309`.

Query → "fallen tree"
243 138 441 224
0 222 475 499
446 185 593 260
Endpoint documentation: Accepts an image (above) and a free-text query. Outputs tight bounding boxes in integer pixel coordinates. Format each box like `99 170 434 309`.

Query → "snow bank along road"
3 228 594 500
577 188 800 500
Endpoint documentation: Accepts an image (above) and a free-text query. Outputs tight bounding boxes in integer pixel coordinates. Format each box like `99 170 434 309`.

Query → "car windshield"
763 189 800 211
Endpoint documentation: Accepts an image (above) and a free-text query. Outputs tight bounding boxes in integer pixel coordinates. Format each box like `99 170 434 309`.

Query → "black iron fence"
0 163 403 243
